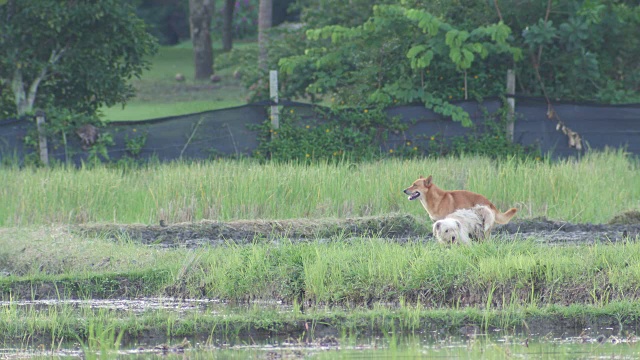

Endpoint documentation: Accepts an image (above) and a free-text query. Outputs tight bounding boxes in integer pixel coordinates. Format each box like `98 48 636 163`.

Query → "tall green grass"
3 228 640 307
4 227 640 342
0 150 637 226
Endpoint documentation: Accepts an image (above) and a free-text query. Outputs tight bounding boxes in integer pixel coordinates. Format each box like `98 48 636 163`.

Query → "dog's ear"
419 175 425 179
433 221 441 235
423 175 433 187
456 220 461 229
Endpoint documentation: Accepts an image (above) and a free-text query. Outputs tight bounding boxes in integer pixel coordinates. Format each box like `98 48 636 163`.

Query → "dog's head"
433 218 461 244
403 175 433 201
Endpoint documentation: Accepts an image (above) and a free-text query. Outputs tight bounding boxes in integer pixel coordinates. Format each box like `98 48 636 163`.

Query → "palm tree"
189 0 214 80
222 0 235 52
258 0 272 71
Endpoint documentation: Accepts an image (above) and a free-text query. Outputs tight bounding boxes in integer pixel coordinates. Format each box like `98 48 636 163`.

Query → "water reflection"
2 298 639 359
4 330 640 359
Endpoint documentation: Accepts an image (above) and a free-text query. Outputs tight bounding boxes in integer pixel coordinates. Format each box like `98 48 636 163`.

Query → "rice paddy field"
5 33 640 359
1 150 640 358
1 150 638 226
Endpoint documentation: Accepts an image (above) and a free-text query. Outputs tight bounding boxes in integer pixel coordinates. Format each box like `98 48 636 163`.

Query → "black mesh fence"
0 97 639 166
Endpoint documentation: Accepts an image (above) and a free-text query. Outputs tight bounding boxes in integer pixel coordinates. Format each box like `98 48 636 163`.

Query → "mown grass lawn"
101 41 254 121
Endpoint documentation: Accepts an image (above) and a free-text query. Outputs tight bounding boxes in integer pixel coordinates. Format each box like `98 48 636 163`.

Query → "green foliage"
273 0 640 123
251 102 536 162
382 103 538 161
278 5 521 126
402 0 640 103
433 105 541 160
523 19 558 48
251 106 407 162
110 131 148 168
291 0 397 28
216 45 261 101
21 108 113 166
217 25 312 103
0 0 158 116
503 0 640 103
124 132 147 157
0 83 13 118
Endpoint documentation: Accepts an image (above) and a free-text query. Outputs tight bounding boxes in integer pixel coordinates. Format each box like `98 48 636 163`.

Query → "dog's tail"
494 207 517 224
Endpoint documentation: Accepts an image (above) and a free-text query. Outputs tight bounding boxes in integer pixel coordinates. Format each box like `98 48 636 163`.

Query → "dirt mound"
76 214 430 247
494 216 640 244
608 210 640 225
75 212 640 247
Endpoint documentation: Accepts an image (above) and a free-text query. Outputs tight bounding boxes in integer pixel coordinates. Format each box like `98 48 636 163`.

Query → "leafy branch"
280 4 523 127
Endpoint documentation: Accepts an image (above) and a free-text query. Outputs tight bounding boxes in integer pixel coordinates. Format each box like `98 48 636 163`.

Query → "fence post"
506 69 515 143
269 70 279 132
35 110 49 166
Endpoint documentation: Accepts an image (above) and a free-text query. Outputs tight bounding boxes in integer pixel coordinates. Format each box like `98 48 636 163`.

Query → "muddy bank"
495 217 640 244
76 212 640 247
76 214 428 247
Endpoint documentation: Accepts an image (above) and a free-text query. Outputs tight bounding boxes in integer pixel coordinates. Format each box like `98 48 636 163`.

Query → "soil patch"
76 213 640 248
495 216 640 244
76 214 427 247
608 210 640 225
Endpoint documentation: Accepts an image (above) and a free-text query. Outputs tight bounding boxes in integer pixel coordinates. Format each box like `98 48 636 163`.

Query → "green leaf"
404 9 440 36
449 48 461 64
406 45 427 59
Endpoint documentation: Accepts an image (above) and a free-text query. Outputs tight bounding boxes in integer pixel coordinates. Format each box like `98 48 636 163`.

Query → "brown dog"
403 175 517 224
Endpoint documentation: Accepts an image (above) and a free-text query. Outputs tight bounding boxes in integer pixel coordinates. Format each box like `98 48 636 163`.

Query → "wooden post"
35 110 49 166
506 69 515 143
463 69 468 100
269 70 279 131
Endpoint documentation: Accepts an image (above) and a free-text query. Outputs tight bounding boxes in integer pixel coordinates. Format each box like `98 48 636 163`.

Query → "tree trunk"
258 0 272 71
189 0 214 80
222 0 235 52
8 48 64 116
11 70 30 116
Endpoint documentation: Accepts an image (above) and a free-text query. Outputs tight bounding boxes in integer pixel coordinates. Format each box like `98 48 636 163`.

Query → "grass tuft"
0 150 637 226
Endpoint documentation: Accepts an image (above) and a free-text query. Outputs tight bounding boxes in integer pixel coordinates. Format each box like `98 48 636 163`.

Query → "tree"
280 4 521 125
258 0 272 71
422 0 640 103
222 0 235 52
0 0 158 117
292 0 395 28
278 0 639 119
189 0 214 80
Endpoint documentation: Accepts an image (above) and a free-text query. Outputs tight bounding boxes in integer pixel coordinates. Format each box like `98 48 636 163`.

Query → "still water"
4 331 638 359
1 298 638 359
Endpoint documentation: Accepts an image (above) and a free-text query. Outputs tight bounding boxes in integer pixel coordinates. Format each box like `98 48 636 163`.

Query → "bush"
251 102 540 162
251 106 406 162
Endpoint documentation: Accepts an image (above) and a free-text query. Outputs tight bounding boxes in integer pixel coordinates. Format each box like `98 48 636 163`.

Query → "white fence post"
506 69 516 143
269 70 279 133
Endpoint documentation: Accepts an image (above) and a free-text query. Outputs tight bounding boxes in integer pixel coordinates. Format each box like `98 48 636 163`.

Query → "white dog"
432 205 495 244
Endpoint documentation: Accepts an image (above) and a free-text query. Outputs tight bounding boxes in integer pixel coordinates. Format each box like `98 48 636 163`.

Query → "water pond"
3 331 639 359
2 297 639 359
